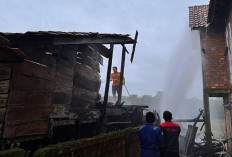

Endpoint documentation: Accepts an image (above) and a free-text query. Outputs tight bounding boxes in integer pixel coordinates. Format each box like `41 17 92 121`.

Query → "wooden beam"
88 44 111 58
203 91 213 156
103 44 114 108
118 45 126 105
76 53 100 72
72 45 103 65
53 37 134 45
223 94 232 151
130 30 138 63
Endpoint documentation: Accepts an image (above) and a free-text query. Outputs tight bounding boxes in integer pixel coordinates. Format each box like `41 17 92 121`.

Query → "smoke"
160 28 203 118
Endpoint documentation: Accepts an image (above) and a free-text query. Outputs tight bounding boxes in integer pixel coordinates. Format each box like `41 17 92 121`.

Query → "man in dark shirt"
139 112 164 157
160 111 180 157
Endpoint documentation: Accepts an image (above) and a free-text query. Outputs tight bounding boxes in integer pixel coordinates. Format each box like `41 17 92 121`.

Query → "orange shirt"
110 72 121 86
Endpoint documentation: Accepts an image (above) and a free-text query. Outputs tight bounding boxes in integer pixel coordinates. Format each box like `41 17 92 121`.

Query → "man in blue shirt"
139 112 164 157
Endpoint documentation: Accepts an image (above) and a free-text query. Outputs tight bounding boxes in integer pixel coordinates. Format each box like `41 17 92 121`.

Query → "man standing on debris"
160 111 180 157
139 112 164 157
110 66 125 101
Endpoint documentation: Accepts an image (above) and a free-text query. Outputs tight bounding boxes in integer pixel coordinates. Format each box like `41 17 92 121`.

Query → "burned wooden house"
0 31 142 147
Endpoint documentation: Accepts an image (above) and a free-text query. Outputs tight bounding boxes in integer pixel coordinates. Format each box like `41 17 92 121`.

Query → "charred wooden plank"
50 104 71 119
0 94 8 99
0 108 6 122
0 99 7 107
69 108 101 120
5 106 52 121
0 63 13 67
11 74 54 92
57 46 77 64
3 120 49 138
54 73 73 94
71 96 96 109
56 64 74 78
73 75 101 92
0 47 25 62
14 60 56 81
76 45 103 65
0 80 10 93
72 87 101 101
76 57 100 73
53 36 134 45
88 44 111 58
8 91 53 106
0 66 12 80
53 92 72 104
75 64 100 82
25 52 56 68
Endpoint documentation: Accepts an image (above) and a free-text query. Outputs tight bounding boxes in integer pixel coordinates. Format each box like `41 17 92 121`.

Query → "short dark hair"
146 112 156 123
113 66 117 69
163 111 172 121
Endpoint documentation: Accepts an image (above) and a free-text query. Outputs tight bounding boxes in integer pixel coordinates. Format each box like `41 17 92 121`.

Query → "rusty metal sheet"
0 80 10 93
8 91 53 106
0 108 6 122
0 66 12 80
5 106 52 121
14 60 56 81
3 120 49 138
11 73 54 92
72 87 101 101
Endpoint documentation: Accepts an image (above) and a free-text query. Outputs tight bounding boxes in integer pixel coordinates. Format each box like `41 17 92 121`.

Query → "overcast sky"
0 0 209 99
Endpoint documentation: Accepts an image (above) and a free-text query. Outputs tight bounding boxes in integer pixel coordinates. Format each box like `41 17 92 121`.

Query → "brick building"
189 0 232 155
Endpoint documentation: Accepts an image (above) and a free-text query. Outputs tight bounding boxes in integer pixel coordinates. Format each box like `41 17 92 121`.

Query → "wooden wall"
3 50 56 138
0 63 12 137
0 43 104 140
71 45 102 120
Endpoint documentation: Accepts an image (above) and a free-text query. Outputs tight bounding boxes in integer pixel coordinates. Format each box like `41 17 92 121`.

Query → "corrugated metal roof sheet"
189 5 209 29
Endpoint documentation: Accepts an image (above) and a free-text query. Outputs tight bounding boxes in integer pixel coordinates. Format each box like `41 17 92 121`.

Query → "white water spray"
160 28 203 119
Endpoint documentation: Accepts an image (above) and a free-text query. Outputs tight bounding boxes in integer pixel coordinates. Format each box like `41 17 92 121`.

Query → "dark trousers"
112 85 119 96
161 151 179 157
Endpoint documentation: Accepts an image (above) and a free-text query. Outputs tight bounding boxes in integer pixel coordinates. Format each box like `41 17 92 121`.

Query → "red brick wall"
200 31 230 89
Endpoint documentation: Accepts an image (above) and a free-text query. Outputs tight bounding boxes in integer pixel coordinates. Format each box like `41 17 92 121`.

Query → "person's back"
139 112 164 157
160 111 180 157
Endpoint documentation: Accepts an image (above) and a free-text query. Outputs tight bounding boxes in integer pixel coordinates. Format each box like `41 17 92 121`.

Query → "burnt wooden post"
103 44 114 107
223 94 232 151
118 45 126 105
203 92 213 157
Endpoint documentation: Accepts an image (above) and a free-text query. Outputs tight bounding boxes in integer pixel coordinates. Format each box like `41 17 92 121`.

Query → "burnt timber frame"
0 31 137 144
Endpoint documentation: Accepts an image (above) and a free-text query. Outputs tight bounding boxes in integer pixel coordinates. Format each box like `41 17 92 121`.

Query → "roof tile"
189 5 209 28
